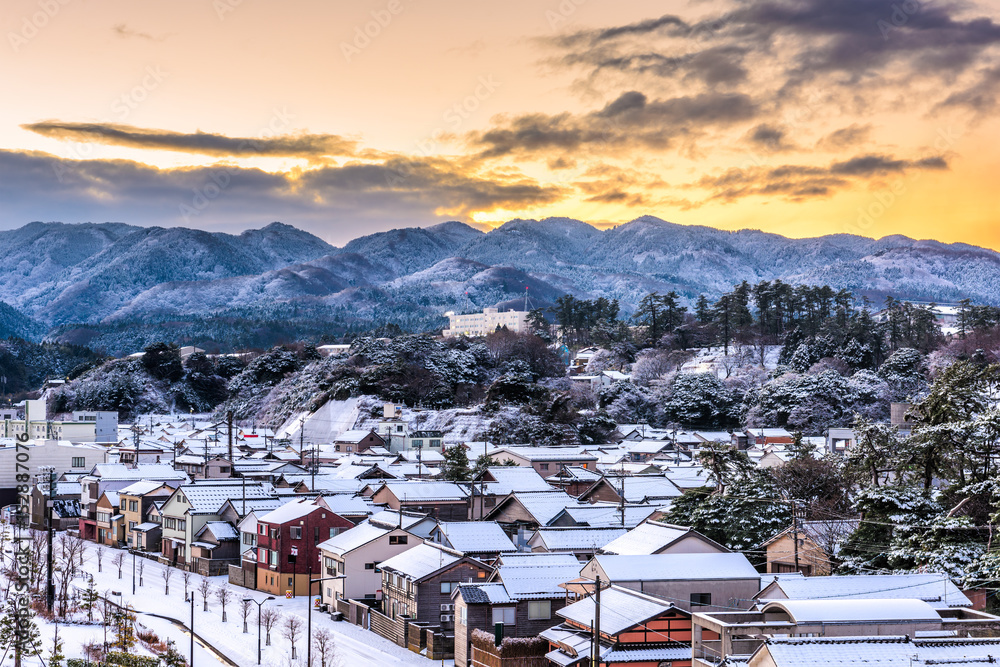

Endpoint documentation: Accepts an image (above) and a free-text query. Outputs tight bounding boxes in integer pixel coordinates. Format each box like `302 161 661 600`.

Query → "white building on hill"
443 307 528 337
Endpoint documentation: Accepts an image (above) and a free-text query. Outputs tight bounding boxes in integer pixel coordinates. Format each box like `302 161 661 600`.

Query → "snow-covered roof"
759 636 1000 667
558 586 674 635
335 429 377 444
599 522 707 555
593 553 759 581
317 521 394 556
100 491 120 506
531 527 628 551
493 446 598 462
258 499 321 525
91 463 188 481
455 582 513 605
596 476 682 502
176 481 274 514
368 509 434 533
436 522 516 554
317 494 374 516
550 504 658 528
198 521 239 541
378 481 469 501
762 598 941 623
378 543 464 580
499 490 583 525
132 522 159 531
497 559 584 600
758 574 971 609
118 480 168 496
479 466 554 494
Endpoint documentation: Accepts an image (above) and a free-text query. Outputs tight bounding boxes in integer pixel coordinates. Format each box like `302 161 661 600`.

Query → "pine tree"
0 596 41 666
441 444 471 481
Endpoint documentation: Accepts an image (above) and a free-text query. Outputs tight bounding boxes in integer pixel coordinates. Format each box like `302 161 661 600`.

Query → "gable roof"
476 466 554 494
377 481 469 502
761 598 941 624
558 586 679 635
117 480 172 497
379 543 478 581
455 582 513 605
197 521 239 541
592 552 759 581
530 527 628 552
317 521 400 556
548 504 658 528
486 490 583 525
599 521 727 555
757 573 971 609
91 463 188 481
173 481 274 515
435 522 516 554
258 498 324 525
758 636 1000 667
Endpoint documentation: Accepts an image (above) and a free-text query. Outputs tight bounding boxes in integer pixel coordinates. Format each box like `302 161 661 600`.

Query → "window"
492 607 515 625
528 600 551 620
440 582 454 594
365 563 376 570
324 557 336 575
329 527 340 538
129 521 136 531
218 466 230 473
288 577 293 586
258 547 267 562
270 528 278 540
430 440 441 448
411 440 423 448
396 425 404 432
129 501 138 512
690 593 712 607
164 517 176 529
259 525 266 535
484 497 496 508
270 550 278 566
460 606 467 625
177 519 186 531
290 526 302 539
539 463 549 471
120 499 127 510
346 446 353 453
71 457 85 468
389 535 408 545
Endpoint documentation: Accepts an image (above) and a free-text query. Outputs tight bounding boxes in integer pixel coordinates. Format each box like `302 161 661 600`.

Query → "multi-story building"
443 307 528 338
254 498 354 597
117 480 175 551
0 440 107 509
78 463 188 542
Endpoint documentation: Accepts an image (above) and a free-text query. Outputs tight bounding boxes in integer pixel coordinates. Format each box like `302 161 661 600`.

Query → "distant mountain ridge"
2 216 999 353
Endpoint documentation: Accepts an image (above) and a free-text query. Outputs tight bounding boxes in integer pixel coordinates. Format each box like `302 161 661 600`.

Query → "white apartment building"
443 307 529 338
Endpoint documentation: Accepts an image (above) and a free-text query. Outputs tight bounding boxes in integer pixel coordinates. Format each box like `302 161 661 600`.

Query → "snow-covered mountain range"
2 216 999 351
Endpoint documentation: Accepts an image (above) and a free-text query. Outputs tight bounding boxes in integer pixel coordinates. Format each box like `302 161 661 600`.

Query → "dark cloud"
470 90 758 158
23 121 364 159
691 153 949 203
0 150 565 243
746 123 796 151
935 66 1000 113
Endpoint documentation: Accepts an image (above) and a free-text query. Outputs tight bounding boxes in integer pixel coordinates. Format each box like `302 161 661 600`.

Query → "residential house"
543 585 694 667
255 498 354 597
428 521 516 562
118 480 174 551
690 598 1000 666
159 479 271 568
94 491 125 546
370 481 469 522
746 635 1000 667
379 542 491 629
487 446 598 475
191 521 241 565
452 553 581 667
28 480 81 530
761 519 859 576
547 503 658 529
468 466 554 520
482 490 585 540
317 513 425 603
527 527 628 561
78 463 188 542
544 466 601 497
581 552 762 613
578 474 683 505
756 573 972 609
599 521 730 556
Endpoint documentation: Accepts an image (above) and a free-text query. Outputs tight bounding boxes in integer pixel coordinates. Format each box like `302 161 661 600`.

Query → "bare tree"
137 558 145 587
216 583 233 622
161 566 173 595
313 627 338 667
260 607 280 646
281 614 303 660
198 577 212 612
112 552 125 580
182 570 193 600
239 598 253 633
95 545 105 573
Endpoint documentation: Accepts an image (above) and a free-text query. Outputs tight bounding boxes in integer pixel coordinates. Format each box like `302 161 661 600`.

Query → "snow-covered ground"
1 526 448 667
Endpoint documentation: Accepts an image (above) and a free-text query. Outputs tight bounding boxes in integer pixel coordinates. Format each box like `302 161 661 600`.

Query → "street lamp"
242 596 275 665
130 549 137 595
307 565 346 667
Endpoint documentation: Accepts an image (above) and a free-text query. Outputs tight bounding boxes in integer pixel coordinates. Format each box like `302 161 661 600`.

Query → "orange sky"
1 0 998 247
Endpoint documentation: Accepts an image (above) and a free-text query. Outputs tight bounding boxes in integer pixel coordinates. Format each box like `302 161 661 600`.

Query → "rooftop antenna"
524 285 530 312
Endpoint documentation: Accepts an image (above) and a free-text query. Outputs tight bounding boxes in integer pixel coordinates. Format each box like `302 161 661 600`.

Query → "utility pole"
190 596 195 667
791 500 800 573
227 410 234 476
42 466 55 612
592 575 602 667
